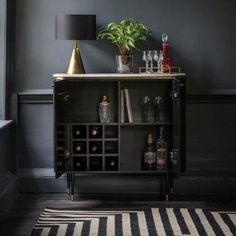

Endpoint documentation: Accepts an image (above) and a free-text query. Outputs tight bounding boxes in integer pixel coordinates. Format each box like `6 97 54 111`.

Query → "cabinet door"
54 80 71 178
172 79 186 173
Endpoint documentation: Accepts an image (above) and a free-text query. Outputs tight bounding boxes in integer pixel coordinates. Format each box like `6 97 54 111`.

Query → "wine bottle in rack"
73 125 86 139
143 133 156 170
90 126 102 138
74 142 86 154
89 141 102 154
156 126 168 170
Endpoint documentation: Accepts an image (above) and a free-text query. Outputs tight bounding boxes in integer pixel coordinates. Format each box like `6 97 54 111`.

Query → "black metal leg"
67 173 71 196
170 175 174 197
70 174 75 201
165 173 171 201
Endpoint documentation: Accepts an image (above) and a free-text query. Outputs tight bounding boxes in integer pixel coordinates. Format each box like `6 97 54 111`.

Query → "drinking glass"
147 50 153 73
153 50 159 70
141 96 151 122
153 96 162 121
142 51 149 73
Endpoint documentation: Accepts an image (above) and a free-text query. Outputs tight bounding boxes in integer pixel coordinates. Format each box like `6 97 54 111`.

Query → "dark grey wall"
15 0 236 93
12 0 236 195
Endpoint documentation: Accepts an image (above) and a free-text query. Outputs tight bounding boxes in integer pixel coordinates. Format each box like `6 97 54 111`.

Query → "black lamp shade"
56 15 96 40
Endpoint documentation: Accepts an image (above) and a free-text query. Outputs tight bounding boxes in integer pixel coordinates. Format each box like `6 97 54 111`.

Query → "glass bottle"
99 95 111 123
143 133 156 170
156 126 168 170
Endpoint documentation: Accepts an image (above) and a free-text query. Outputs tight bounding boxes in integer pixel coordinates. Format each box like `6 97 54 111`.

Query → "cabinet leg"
165 173 171 201
67 174 71 195
70 174 75 201
170 175 174 196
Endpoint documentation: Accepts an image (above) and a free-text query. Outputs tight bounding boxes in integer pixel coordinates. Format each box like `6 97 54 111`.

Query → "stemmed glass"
142 51 149 73
153 50 159 71
147 50 153 73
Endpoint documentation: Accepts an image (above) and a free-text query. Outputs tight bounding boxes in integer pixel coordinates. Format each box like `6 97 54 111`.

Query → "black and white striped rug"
31 207 236 236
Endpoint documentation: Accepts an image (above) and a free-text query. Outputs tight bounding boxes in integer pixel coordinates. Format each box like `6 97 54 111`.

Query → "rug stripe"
49 225 59 236
221 214 236 235
166 208 182 235
137 211 149 236
130 212 140 236
144 209 157 236
88 218 99 236
228 213 236 226
115 213 123 236
151 208 166 236
122 213 132 236
203 209 224 236
107 215 115 236
195 208 216 236
98 217 107 236
180 208 199 236
173 208 190 235
188 209 207 235
160 208 174 236
40 227 50 236
211 212 234 236
56 224 68 236
72 222 83 236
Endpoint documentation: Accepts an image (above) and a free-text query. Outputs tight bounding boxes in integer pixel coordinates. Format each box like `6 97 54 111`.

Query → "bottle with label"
156 126 168 170
99 95 111 123
143 133 156 170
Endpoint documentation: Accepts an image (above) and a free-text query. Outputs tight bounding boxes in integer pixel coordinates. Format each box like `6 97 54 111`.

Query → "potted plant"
98 18 151 73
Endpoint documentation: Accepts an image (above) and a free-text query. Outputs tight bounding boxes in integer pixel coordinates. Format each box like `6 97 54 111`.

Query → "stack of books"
121 88 133 123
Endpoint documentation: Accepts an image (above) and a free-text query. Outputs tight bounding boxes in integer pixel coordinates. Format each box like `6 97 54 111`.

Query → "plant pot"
116 55 133 73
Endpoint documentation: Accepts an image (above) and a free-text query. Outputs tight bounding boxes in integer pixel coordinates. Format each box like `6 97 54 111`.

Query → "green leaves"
97 18 151 55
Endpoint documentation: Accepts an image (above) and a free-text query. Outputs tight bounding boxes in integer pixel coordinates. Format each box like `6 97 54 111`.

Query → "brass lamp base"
67 41 85 74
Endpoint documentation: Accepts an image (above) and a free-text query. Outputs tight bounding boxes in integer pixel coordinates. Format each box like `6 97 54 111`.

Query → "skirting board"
18 168 236 195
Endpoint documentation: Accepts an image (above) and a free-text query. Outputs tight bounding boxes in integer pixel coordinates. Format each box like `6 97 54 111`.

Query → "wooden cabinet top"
53 73 186 81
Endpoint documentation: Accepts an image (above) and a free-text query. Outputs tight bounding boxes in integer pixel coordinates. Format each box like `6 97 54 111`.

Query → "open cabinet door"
171 78 186 174
53 79 71 178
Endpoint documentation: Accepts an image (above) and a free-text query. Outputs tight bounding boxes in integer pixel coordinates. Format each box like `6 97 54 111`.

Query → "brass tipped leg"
71 195 74 201
171 187 174 195
67 188 70 194
165 194 169 201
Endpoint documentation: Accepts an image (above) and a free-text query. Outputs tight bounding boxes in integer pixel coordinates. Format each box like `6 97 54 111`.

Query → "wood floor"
0 194 236 236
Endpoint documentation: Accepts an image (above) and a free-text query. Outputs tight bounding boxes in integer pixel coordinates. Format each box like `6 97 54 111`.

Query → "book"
124 88 133 123
120 89 125 123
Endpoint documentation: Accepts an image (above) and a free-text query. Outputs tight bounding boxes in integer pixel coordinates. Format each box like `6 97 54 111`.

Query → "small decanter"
99 95 110 123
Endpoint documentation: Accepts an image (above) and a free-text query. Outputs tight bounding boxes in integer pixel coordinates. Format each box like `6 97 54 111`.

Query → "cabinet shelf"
120 122 172 126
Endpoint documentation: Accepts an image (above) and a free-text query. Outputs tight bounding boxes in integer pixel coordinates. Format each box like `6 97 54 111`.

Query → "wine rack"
53 73 186 200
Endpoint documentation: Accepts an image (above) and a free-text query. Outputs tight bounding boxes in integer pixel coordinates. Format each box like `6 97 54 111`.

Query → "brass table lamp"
56 14 96 74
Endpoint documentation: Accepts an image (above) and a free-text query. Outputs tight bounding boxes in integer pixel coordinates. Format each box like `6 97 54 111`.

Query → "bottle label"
144 152 156 164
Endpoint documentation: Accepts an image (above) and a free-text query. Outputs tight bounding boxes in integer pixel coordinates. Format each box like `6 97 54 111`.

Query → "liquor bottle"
89 141 102 154
156 126 168 170
99 95 111 123
143 133 156 170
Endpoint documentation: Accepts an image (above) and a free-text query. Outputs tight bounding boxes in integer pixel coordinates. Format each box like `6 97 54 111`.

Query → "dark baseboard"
0 172 18 216
18 168 236 195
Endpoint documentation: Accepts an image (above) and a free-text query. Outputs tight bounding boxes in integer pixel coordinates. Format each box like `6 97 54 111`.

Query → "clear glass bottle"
156 126 168 170
99 95 110 123
143 133 156 170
